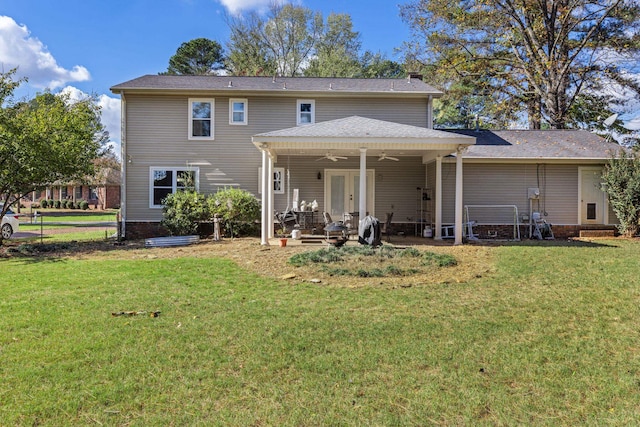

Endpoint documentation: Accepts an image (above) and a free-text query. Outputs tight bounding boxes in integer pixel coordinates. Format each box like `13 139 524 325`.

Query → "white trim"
296 99 315 126
149 167 200 208
188 98 215 140
229 98 248 125
324 169 375 218
258 167 285 194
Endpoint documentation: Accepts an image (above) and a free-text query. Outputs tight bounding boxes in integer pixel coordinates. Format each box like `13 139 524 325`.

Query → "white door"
324 169 374 219
579 167 606 224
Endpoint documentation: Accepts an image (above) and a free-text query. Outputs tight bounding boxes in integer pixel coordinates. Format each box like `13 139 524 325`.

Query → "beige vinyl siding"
272 156 426 224
124 94 429 221
440 163 586 225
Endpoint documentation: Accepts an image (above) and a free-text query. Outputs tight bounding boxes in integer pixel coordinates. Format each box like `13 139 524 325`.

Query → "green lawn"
18 209 118 223
2 238 640 425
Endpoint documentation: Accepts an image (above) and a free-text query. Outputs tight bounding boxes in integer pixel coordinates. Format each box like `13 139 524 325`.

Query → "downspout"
120 93 127 239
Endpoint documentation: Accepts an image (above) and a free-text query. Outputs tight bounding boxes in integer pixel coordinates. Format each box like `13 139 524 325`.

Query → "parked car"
1 205 20 239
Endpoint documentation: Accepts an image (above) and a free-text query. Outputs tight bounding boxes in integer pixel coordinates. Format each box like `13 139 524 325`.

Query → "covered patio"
252 116 475 245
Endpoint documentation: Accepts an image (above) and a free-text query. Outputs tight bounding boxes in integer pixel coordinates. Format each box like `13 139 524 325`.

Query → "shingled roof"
446 129 623 160
110 75 442 96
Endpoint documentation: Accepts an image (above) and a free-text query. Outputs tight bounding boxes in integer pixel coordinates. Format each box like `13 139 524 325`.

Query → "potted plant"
277 228 288 247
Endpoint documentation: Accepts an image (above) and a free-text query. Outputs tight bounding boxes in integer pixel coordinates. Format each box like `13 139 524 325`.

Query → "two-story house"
111 74 620 243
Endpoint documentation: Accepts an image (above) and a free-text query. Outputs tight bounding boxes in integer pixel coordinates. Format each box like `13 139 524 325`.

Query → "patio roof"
252 116 475 160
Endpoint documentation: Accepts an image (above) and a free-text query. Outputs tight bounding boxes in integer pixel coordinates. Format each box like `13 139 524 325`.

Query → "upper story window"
150 167 199 208
297 99 315 126
229 98 248 125
189 98 214 140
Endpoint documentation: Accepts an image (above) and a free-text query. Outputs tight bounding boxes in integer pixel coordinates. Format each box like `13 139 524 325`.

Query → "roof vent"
283 82 287 90
228 81 233 88
329 83 333 90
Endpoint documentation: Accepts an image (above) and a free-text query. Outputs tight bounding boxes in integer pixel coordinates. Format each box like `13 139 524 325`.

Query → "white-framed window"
229 98 248 125
75 186 83 200
258 167 285 194
297 99 315 126
188 98 214 140
149 167 199 208
89 187 98 200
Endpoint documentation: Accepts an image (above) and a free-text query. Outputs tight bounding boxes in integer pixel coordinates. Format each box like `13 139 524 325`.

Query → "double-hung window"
229 98 248 125
150 167 199 208
297 99 315 125
189 98 214 140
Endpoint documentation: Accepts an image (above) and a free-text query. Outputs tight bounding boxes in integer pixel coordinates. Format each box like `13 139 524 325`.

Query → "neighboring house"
25 165 121 210
110 75 621 243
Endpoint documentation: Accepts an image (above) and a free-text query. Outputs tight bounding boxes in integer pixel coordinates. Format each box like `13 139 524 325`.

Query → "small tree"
602 149 640 237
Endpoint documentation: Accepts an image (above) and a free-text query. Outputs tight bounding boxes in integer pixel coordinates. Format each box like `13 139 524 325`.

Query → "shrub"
40 199 48 208
208 187 260 237
54 200 61 209
67 201 75 209
602 148 640 237
79 200 89 210
160 190 209 236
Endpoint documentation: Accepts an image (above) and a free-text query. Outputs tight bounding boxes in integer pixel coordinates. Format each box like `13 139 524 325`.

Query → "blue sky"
1 0 638 151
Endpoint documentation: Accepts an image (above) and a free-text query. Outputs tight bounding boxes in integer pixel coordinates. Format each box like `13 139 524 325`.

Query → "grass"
2 237 640 425
18 209 118 223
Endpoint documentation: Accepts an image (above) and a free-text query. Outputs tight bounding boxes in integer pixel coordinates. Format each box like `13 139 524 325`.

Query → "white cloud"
60 86 121 155
627 115 640 131
216 0 273 14
0 16 90 89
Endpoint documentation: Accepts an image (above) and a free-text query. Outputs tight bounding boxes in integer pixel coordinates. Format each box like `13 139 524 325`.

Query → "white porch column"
435 155 442 240
267 155 275 239
260 149 269 246
454 147 464 245
359 148 367 220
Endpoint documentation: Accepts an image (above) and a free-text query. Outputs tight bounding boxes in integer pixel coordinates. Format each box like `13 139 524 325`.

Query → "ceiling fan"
316 152 348 162
378 152 399 161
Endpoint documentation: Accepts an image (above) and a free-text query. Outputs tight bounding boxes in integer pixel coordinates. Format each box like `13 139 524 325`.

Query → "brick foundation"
124 222 170 240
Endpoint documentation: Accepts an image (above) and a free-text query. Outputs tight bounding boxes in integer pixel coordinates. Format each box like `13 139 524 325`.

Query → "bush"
54 200 61 209
79 200 89 210
602 148 640 237
40 199 48 208
208 187 260 237
160 190 209 236
68 201 75 209
160 188 260 237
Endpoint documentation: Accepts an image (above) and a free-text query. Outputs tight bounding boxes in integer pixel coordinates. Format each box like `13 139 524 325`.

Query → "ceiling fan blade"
379 153 400 161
